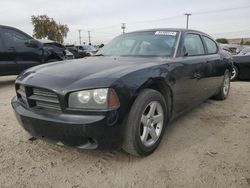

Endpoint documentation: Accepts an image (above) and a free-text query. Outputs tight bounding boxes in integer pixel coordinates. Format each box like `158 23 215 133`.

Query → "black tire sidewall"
128 90 168 156
221 70 231 99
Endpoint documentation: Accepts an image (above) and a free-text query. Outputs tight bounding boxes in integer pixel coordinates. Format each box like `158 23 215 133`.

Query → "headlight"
77 91 91 103
68 88 120 110
93 89 108 104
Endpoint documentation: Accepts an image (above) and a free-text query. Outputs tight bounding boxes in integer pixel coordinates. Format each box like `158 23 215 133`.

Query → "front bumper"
11 97 124 150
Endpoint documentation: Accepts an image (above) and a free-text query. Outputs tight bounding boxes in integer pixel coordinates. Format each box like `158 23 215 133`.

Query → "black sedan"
0 25 66 76
76 45 98 56
65 45 86 59
231 47 250 80
11 29 232 156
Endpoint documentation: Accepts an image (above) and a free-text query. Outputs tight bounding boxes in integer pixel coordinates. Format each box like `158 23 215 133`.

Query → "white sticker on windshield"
155 31 177 36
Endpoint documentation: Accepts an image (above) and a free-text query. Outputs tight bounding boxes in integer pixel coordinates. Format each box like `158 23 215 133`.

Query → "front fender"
111 64 172 117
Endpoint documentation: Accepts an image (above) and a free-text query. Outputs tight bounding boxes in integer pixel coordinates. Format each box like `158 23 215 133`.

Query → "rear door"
1 27 42 73
171 32 207 114
201 35 222 95
0 27 18 75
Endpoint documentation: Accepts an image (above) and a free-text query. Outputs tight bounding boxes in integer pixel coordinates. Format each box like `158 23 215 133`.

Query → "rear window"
184 33 205 56
203 36 218 54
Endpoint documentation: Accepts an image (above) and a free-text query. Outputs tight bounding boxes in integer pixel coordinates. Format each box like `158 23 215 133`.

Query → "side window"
203 36 218 54
1 28 30 45
184 33 205 56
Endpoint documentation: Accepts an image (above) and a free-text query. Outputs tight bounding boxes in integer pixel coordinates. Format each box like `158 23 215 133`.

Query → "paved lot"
0 76 249 188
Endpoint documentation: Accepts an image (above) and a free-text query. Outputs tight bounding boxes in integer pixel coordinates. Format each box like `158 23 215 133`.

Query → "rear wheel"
122 89 167 156
214 70 230 100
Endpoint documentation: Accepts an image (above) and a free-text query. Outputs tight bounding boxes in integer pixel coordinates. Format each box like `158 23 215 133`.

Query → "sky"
0 0 250 45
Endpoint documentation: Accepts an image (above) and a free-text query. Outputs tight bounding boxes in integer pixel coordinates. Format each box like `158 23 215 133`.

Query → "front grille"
17 85 61 111
17 85 28 106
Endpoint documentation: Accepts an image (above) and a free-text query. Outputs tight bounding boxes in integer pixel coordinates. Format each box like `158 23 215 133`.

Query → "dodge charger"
11 29 232 156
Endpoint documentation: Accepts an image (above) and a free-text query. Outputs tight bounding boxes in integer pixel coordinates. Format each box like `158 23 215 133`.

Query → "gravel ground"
0 76 249 188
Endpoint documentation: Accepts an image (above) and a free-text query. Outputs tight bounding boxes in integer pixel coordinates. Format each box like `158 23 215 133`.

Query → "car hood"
17 56 167 92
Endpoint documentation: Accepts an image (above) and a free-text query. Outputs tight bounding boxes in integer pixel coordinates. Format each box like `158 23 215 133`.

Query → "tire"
230 66 239 81
122 89 168 156
214 70 230 100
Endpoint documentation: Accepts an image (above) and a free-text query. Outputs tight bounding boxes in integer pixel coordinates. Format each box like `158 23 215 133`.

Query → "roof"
127 28 207 35
123 28 213 39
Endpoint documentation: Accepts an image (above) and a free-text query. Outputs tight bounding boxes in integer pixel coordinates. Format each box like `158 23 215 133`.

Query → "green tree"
31 15 69 44
216 38 229 44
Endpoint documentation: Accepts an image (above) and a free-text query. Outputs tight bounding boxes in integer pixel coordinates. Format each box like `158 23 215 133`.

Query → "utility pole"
184 13 192 29
121 23 126 34
78 29 82 45
88 31 91 45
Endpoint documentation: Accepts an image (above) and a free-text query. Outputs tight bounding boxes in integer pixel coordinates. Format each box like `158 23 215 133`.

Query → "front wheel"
122 89 167 156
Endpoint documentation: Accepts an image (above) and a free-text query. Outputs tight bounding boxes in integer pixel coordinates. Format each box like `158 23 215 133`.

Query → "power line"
68 5 250 44
88 5 250 32
193 5 250 15
128 15 183 24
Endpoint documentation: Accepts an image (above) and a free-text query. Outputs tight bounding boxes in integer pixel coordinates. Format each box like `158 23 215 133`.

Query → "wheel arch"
233 62 240 72
131 78 173 121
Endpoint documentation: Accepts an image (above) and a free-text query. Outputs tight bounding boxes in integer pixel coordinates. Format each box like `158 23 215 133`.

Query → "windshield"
96 31 178 57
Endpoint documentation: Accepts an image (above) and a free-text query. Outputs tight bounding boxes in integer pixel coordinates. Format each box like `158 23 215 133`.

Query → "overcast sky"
1 0 250 44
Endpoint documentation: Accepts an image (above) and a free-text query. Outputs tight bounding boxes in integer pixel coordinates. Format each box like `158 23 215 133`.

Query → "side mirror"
25 39 40 48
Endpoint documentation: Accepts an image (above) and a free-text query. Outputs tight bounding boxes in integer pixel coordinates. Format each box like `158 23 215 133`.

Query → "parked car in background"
238 47 250 56
231 49 250 80
12 29 232 156
65 49 74 59
0 25 66 76
37 39 67 60
221 44 244 55
76 45 98 56
65 45 86 59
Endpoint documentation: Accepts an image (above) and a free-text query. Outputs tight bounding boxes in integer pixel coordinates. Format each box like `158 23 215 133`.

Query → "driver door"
0 28 18 75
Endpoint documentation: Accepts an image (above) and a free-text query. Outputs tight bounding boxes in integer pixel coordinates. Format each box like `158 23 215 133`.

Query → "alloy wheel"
223 73 230 96
139 101 164 147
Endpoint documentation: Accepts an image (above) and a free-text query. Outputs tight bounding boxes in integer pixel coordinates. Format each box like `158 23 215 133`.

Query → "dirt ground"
0 76 249 188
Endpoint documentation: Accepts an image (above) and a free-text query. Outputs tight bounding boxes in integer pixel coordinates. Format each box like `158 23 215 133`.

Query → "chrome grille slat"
29 95 59 104
36 101 61 111
16 85 61 111
33 88 58 98
31 88 61 111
